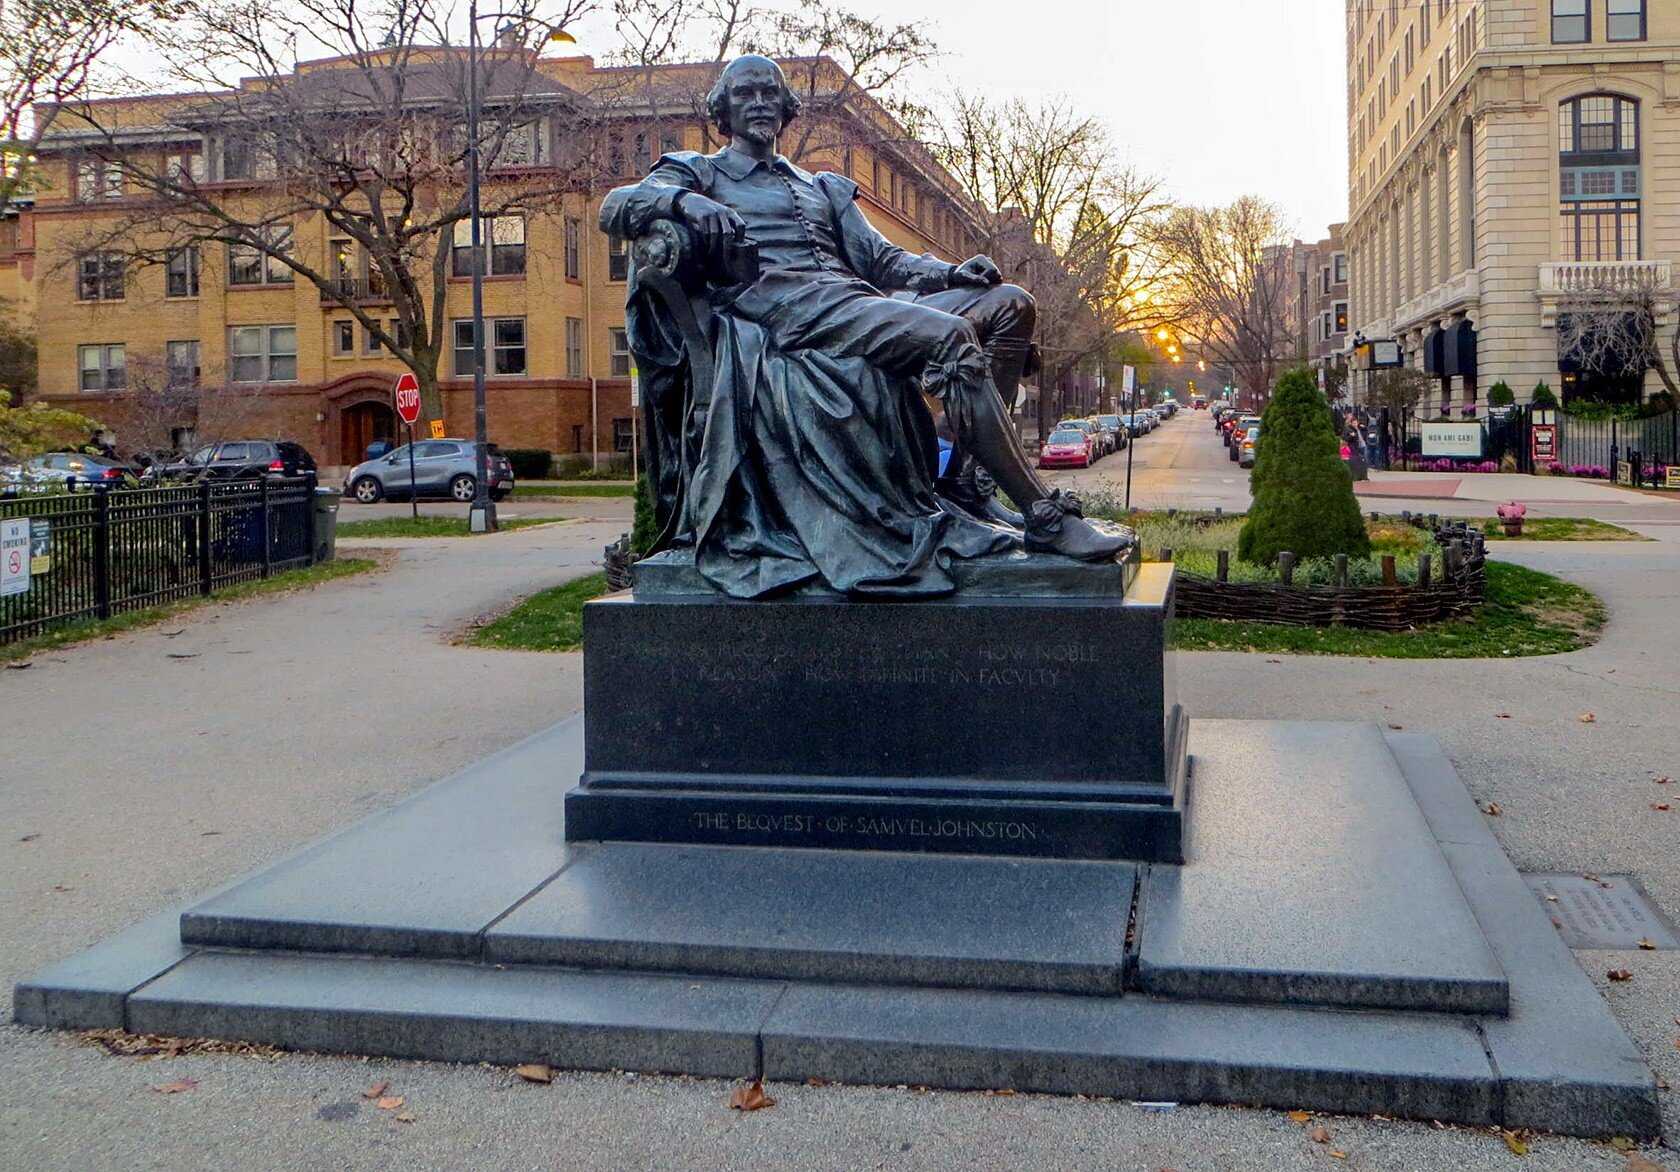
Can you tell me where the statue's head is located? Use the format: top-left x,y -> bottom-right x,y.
706,55 -> 800,147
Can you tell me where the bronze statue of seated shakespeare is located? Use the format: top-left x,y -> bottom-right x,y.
600,55 -> 1133,598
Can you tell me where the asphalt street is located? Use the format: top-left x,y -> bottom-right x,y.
3,421 -> 1679,1171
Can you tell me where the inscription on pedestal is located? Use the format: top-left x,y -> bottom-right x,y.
655,639 -> 1099,691
688,809 -> 1046,846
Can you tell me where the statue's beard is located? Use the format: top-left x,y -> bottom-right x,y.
735,118 -> 780,148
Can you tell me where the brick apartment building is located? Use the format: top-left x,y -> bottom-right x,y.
1293,226 -> 1350,376
1345,0 -> 1679,414
7,50 -> 981,473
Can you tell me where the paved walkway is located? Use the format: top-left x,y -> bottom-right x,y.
4,450 -> 1680,1169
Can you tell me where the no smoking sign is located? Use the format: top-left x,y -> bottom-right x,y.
1,517 -> 29,598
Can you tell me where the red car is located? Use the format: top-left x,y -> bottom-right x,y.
1038,428 -> 1092,469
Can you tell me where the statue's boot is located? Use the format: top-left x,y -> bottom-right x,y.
935,350 -> 1133,563
938,336 -> 1034,528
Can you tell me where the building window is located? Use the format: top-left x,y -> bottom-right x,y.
76,252 -> 124,301
1333,252 -> 1347,284
1333,301 -> 1349,333
1560,95 -> 1640,261
164,247 -> 199,298
165,151 -> 205,185
227,325 -> 297,383
227,227 -> 294,286
612,417 -> 633,452
609,327 -> 631,377
564,216 -> 581,279
1551,0 -> 1588,43
607,235 -> 628,282
73,160 -> 122,201
451,317 -> 527,376
1560,201 -> 1641,262
332,321 -> 355,355
220,135 -> 277,181
165,340 -> 200,388
565,316 -> 584,378
451,216 -> 526,277
1419,0 -> 1430,44
1607,0 -> 1646,41
77,344 -> 126,391
497,121 -> 543,167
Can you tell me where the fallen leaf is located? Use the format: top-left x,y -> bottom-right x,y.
514,1063 -> 552,1085
19,833 -> 39,842
200,829 -> 223,836
805,1077 -> 829,1087
1651,804 -> 1670,812
362,1081 -> 389,1099
1329,1153 -> 1348,1162
1266,658 -> 1281,664
1387,723 -> 1404,730
151,1078 -> 197,1094
375,1096 -> 404,1110
1544,895 -> 1560,902
1502,1130 -> 1529,1155
1482,802 -> 1502,816
1579,712 -> 1597,723
1607,968 -> 1634,982
1656,777 -> 1673,786
1638,938 -> 1657,950
1287,1109 -> 1312,1123
51,884 -> 72,893
1610,1136 -> 1635,1151
4,660 -> 31,670
1494,713 -> 1512,719
984,1088 -> 1016,1097
1656,1076 -> 1671,1090
1583,873 -> 1602,883
1309,1125 -> 1331,1144
166,652 -> 199,660
728,1080 -> 775,1112
393,1112 -> 415,1123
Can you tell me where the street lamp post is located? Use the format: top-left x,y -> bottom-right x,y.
461,9 -> 574,533
465,0 -> 497,534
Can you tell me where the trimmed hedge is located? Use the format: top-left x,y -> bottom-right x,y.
502,449 -> 554,480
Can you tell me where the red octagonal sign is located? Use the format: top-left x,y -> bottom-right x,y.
393,372 -> 422,426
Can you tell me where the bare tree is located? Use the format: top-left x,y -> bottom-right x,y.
54,0 -> 595,421
929,94 -> 1175,435
1149,196 -> 1296,410
0,0 -> 180,204
1554,271 -> 1679,402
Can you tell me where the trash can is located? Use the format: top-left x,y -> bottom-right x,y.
312,486 -> 341,563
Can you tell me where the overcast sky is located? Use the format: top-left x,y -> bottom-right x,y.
561,0 -> 1351,241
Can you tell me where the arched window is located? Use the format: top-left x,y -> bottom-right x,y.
1458,120 -> 1475,269
1436,147 -> 1452,282
1558,94 -> 1641,261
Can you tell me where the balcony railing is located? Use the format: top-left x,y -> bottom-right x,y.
1393,269 -> 1480,333
1538,260 -> 1674,327
319,276 -> 392,304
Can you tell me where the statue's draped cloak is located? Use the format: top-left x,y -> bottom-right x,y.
607,150 -> 1014,598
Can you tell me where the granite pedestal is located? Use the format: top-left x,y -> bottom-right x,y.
15,718 -> 1660,1138
566,553 -> 1187,862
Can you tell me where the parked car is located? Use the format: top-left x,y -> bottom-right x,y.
1238,425 -> 1260,468
149,440 -> 318,483
1038,427 -> 1093,469
345,439 -> 515,503
10,452 -> 139,488
1225,414 -> 1261,450
1055,419 -> 1104,461
1094,415 -> 1130,451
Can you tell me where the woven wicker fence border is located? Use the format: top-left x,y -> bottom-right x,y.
1171,522 -> 1487,632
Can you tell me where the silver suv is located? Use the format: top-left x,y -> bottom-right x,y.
344,440 -> 515,503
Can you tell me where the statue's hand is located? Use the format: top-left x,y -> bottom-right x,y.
677,193 -> 747,251
951,255 -> 1002,288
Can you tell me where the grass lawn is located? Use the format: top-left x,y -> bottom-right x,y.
1,557 -> 380,664
510,483 -> 634,499
1478,516 -> 1648,542
337,515 -> 558,538
465,571 -> 611,652
1168,560 -> 1604,658
1122,512 -> 1444,587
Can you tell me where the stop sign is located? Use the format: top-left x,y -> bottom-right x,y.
393,372 -> 422,426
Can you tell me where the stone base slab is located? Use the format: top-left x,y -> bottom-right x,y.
13,720 -> 1660,1140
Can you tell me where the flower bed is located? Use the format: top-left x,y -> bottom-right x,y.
1415,458 -> 1499,473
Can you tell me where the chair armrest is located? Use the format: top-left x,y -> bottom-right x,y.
631,219 -> 706,292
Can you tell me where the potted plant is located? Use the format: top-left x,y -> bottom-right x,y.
1496,501 -> 1527,537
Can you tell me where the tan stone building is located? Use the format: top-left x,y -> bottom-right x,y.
1345,0 -> 1677,413
13,51 -> 980,472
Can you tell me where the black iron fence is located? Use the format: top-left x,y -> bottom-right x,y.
1,478 -> 320,646
1391,406 -> 1678,481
